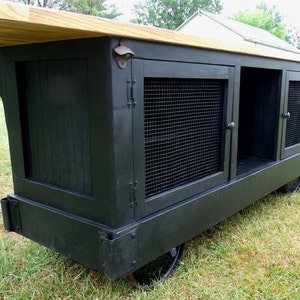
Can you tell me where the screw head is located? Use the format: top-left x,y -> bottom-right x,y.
170,247 -> 177,257
132,260 -> 137,267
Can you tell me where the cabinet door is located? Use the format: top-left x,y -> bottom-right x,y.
132,60 -> 234,219
282,71 -> 300,158
0,39 -> 115,224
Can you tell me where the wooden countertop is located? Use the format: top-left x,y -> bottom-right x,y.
1,1 -> 300,62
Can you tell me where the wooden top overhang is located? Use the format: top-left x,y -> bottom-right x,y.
1,1 -> 300,62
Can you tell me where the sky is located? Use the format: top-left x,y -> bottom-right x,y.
108,0 -> 300,28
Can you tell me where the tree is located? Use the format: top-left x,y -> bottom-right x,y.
9,0 -> 121,18
285,23 -> 300,49
16,0 -> 63,8
61,0 -> 121,18
131,0 -> 223,30
233,2 -> 286,41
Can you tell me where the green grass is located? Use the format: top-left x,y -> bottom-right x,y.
0,101 -> 300,299
0,100 -> 12,199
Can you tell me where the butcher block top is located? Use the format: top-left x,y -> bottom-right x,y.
1,1 -> 300,62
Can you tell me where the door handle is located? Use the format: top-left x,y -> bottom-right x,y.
227,122 -> 235,130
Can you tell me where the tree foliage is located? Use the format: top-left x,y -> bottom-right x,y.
286,24 -> 300,48
10,0 -> 121,18
17,0 -> 63,8
131,0 -> 223,30
62,0 -> 121,18
233,2 -> 286,41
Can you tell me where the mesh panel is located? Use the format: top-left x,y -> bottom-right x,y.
285,81 -> 300,148
144,78 -> 225,198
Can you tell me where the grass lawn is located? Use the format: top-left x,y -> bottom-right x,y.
0,100 -> 299,299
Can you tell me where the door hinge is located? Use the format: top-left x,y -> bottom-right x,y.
129,180 -> 138,208
127,78 -> 137,109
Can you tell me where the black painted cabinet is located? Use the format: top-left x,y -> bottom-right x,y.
1,36 -> 300,280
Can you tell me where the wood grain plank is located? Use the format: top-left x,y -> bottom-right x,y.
1,1 -> 300,62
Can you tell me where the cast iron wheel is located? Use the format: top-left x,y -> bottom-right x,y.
126,243 -> 185,288
278,177 -> 300,193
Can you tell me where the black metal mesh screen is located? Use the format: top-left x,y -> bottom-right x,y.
144,78 -> 225,198
285,81 -> 300,148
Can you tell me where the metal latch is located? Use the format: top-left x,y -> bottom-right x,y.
114,40 -> 135,69
1,197 -> 22,233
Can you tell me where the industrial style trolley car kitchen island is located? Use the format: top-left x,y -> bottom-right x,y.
1,2 -> 300,287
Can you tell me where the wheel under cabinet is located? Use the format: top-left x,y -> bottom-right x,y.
278,177 -> 300,193
126,244 -> 185,288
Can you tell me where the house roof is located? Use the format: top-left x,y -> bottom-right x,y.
177,10 -> 299,54
1,2 -> 300,62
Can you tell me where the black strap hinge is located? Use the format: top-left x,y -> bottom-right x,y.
129,180 -> 138,208
127,78 -> 137,109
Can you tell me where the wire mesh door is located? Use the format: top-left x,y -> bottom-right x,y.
132,60 -> 234,218
282,71 -> 300,158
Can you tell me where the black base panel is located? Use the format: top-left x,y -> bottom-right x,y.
2,153 -> 300,280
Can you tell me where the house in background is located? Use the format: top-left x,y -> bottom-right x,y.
177,10 -> 299,54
